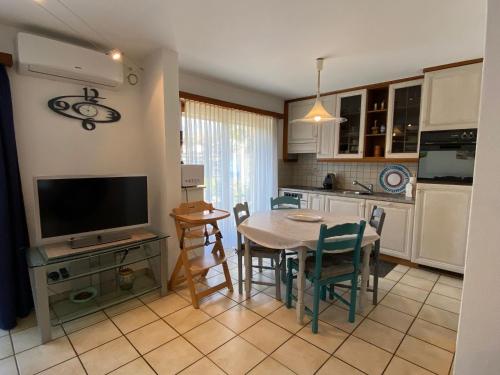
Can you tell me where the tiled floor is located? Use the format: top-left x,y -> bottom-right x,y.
0,254 -> 462,375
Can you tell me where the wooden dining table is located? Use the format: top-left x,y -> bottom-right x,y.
237,209 -> 380,323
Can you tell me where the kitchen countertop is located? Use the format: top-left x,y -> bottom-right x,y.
279,185 -> 415,204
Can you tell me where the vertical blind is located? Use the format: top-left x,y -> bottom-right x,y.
182,99 -> 278,247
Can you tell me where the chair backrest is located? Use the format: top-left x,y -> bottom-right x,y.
369,206 -> 386,235
314,221 -> 366,278
270,196 -> 301,210
233,202 -> 250,250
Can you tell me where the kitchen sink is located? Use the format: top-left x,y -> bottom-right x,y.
338,190 -> 373,196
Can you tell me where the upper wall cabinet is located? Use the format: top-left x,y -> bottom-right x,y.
334,89 -> 367,158
386,79 -> 423,158
420,63 -> 483,131
316,95 -> 337,159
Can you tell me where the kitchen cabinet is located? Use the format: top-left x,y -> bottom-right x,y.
365,200 -> 414,260
316,95 -> 337,159
307,193 -> 325,211
386,79 -> 423,158
325,195 -> 365,216
411,183 -> 472,273
334,89 -> 367,158
420,63 -> 482,131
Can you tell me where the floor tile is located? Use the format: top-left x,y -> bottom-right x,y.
10,313 -> 37,334
111,306 -> 158,334
319,305 -> 362,333
297,321 -> 348,353
406,268 -> 440,281
242,292 -> 283,316
208,336 -> 266,375
437,275 -> 463,288
240,319 -> 292,354
144,336 -> 203,375
0,335 -> 13,359
377,277 -> 397,291
334,336 -> 392,375
353,318 -> 404,353
199,293 -> 238,317
215,305 -> 261,333
38,357 -> 85,375
396,336 -> 453,375
272,336 -> 329,375
184,319 -> 235,354
317,357 -> 364,375
79,337 -> 139,375
138,290 -> 162,304
16,336 -> 75,375
147,293 -> 190,317
394,264 -> 410,273
0,356 -> 18,375
11,325 -> 65,354
104,298 -> 143,317
108,358 -> 155,375
368,305 -> 414,332
385,356 -> 433,375
426,293 -> 461,314
0,328 -> 8,338
380,293 -> 423,316
418,305 -> 459,331
62,311 -> 108,334
399,275 -> 435,291
163,305 -> 211,334
218,288 -> 259,303
267,305 -> 310,333
408,319 -> 457,352
126,319 -> 178,355
68,319 -> 121,354
248,357 -> 294,374
385,270 -> 405,282
179,357 -> 225,375
391,283 -> 430,302
432,283 -> 462,300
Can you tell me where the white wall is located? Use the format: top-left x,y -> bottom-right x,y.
455,1 -> 500,373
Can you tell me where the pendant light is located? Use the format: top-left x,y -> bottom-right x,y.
292,58 -> 346,124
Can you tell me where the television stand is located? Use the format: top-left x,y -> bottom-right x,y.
69,232 -> 132,249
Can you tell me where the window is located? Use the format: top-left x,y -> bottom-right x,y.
182,99 -> 278,247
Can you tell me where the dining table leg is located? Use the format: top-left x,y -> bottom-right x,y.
359,244 -> 373,310
244,237 -> 252,295
296,247 -> 307,323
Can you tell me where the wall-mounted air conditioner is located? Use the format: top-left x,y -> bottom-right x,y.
17,32 -> 123,88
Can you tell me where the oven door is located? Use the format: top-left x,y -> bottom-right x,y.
417,144 -> 476,184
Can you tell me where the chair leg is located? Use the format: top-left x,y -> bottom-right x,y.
237,250 -> 243,295
349,275 -> 358,323
286,258 -> 293,308
320,285 -> 327,301
280,250 -> 287,283
258,258 -> 263,273
329,284 -> 335,300
274,254 -> 281,301
312,282 -> 321,333
373,250 -> 379,305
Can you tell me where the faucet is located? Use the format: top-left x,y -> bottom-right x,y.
352,180 -> 374,194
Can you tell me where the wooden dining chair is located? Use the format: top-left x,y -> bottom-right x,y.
233,202 -> 283,299
286,221 -> 366,333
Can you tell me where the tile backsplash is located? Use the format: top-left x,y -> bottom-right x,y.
279,154 -> 417,193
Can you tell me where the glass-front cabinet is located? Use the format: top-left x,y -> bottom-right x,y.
334,89 -> 367,158
386,79 -> 423,158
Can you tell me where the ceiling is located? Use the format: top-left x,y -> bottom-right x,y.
0,0 -> 487,99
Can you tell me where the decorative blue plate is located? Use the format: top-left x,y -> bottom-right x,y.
379,164 -> 411,194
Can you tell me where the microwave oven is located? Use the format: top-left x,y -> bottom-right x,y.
181,164 -> 204,187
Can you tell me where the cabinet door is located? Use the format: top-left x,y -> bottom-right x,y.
365,200 -> 414,260
308,194 -> 325,211
386,79 -> 423,159
411,184 -> 472,273
325,196 -> 365,216
316,95 -> 337,159
334,90 -> 367,158
420,63 -> 482,131
288,99 -> 318,146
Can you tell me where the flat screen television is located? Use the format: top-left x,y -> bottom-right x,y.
36,176 -> 148,241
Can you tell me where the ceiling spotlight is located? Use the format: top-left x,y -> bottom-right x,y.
108,49 -> 122,61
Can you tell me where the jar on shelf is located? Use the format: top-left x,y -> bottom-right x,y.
118,268 -> 135,290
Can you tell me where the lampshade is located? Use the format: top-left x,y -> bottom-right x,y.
291,58 -> 346,124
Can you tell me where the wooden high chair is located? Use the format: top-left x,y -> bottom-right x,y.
168,201 -> 233,308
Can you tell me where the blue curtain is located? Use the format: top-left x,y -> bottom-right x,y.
0,64 -> 33,330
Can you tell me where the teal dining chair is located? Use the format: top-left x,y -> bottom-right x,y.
270,195 -> 301,282
286,221 -> 366,333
